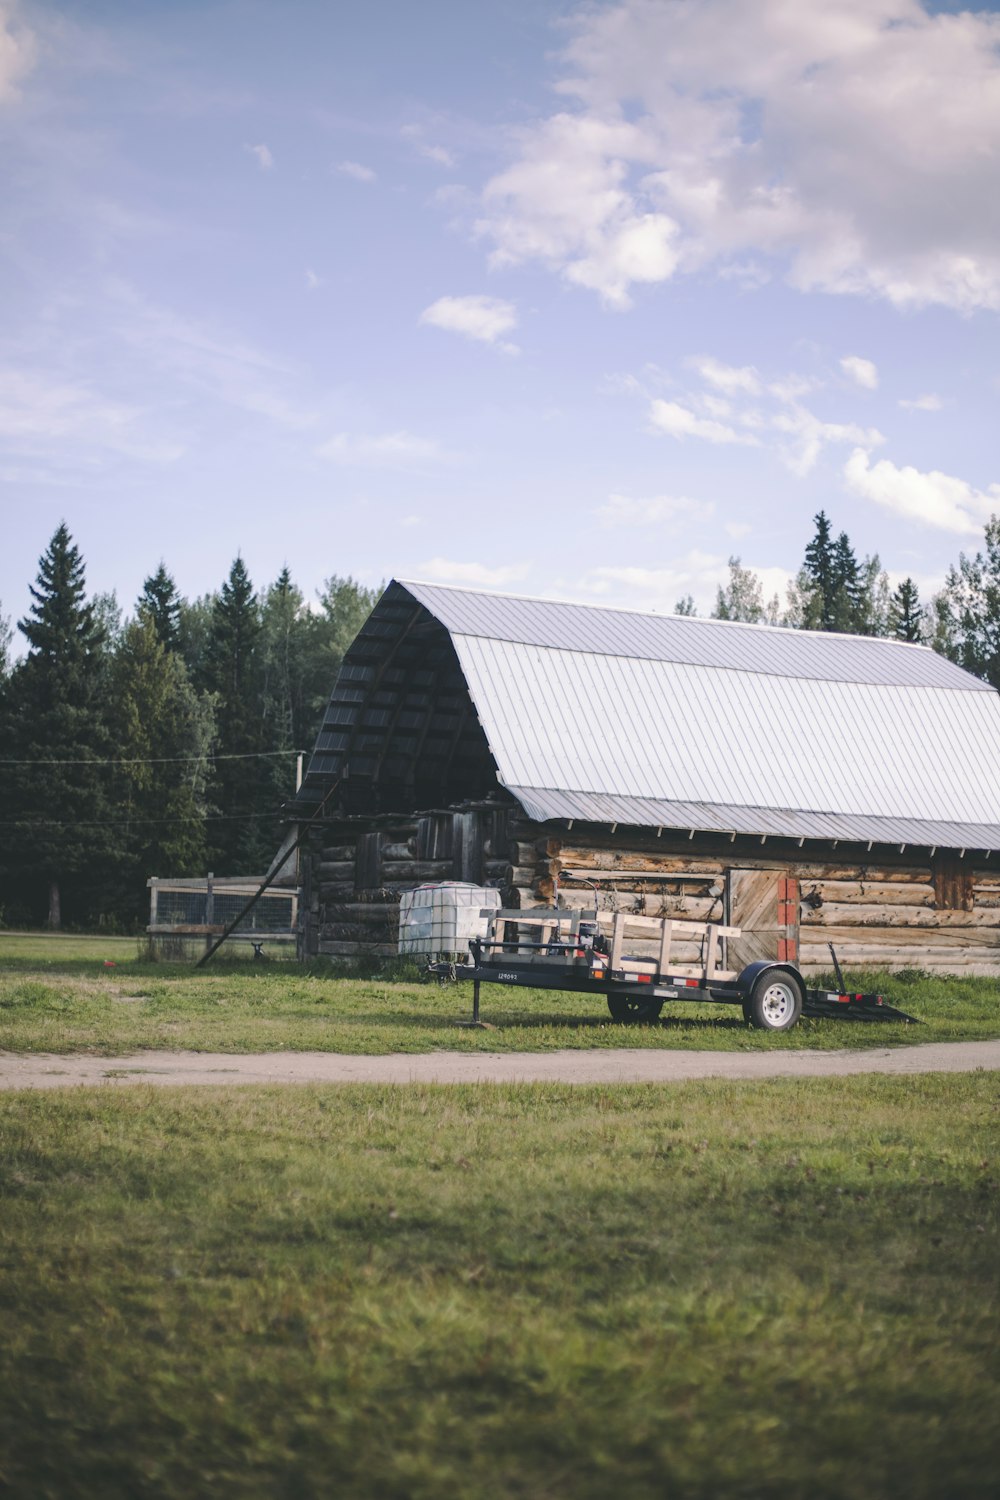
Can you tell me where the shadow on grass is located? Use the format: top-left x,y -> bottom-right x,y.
336,1005 -> 752,1034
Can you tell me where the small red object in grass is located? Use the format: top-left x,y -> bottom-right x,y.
103,960 -> 117,967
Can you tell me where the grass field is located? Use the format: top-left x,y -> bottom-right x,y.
1,929 -> 999,1053
1,1074 -> 997,1499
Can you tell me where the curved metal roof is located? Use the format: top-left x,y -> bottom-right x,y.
393,580 -> 1000,850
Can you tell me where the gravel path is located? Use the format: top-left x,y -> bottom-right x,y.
2,1039 -> 999,1089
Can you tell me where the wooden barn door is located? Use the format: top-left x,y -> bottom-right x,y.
727,869 -> 800,972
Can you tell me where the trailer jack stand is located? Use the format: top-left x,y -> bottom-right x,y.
455,977 -> 496,1030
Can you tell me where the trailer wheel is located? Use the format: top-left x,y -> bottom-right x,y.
747,970 -> 803,1031
607,994 -> 664,1024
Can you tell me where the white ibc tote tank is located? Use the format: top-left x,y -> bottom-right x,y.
397,882 -> 501,958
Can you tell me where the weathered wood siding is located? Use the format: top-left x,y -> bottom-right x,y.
301,814 -> 1000,973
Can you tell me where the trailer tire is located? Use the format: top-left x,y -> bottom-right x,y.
607,993 -> 664,1024
747,969 -> 803,1031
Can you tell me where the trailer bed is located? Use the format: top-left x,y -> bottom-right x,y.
430,907 -> 917,1029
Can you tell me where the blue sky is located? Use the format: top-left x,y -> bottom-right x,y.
2,0 -> 999,632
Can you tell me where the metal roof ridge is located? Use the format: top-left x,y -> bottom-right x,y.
451,631 -> 986,692
396,576 -> 939,654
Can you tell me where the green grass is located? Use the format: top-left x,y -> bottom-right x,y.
0,942 -> 999,1053
0,1075 -> 997,1498
0,931 -> 140,962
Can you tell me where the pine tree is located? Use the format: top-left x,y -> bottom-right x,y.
802,511 -> 837,629
202,557 -> 267,872
888,578 -> 923,643
106,618 -> 214,922
0,525 -> 114,927
261,566 -> 304,753
830,531 -> 861,631
138,563 -> 182,652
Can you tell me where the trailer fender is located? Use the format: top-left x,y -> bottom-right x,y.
734,959 -> 803,996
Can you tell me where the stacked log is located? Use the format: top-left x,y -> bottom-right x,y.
304,820 -> 1000,972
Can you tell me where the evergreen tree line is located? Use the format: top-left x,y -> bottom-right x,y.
691,509 -> 1000,689
0,524 -> 378,930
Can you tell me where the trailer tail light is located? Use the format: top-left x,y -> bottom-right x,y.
593,969 -> 605,979
635,974 -> 652,984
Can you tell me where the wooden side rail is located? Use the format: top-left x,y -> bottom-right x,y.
477,906 -> 743,983
608,911 -> 741,982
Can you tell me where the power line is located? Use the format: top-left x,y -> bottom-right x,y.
0,810 -> 287,830
0,750 -> 310,767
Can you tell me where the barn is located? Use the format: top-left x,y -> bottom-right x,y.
289,579 -> 1000,974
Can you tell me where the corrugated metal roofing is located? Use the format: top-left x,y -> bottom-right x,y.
401,579 -> 987,691
394,580 -> 1000,850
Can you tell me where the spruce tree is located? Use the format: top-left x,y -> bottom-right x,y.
107,617 -> 214,921
0,525 -> 114,927
888,578 -> 923,643
138,563 -> 182,652
203,557 -> 267,871
802,511 -> 837,629
830,531 -> 861,631
261,566 -> 304,752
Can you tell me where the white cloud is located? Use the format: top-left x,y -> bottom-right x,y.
110,287 -> 317,430
420,143 -> 455,168
419,294 -> 518,350
690,357 -> 761,396
317,430 -> 452,469
0,367 -> 183,465
477,0 -> 1000,313
247,143 -> 273,171
772,405 -> 884,477
305,268 -> 323,291
899,393 -> 943,411
595,492 -> 715,527
479,113 -> 678,307
627,349 -> 886,473
844,448 -> 1000,534
417,558 -> 530,587
840,355 -> 879,390
0,1 -> 34,102
338,160 -> 376,182
649,398 -> 760,446
402,123 -> 456,169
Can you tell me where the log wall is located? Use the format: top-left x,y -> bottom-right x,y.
301,813 -> 1000,973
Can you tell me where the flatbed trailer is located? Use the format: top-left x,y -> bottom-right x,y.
430,907 -> 917,1030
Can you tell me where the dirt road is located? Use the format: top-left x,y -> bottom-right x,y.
2,1039 -> 999,1089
